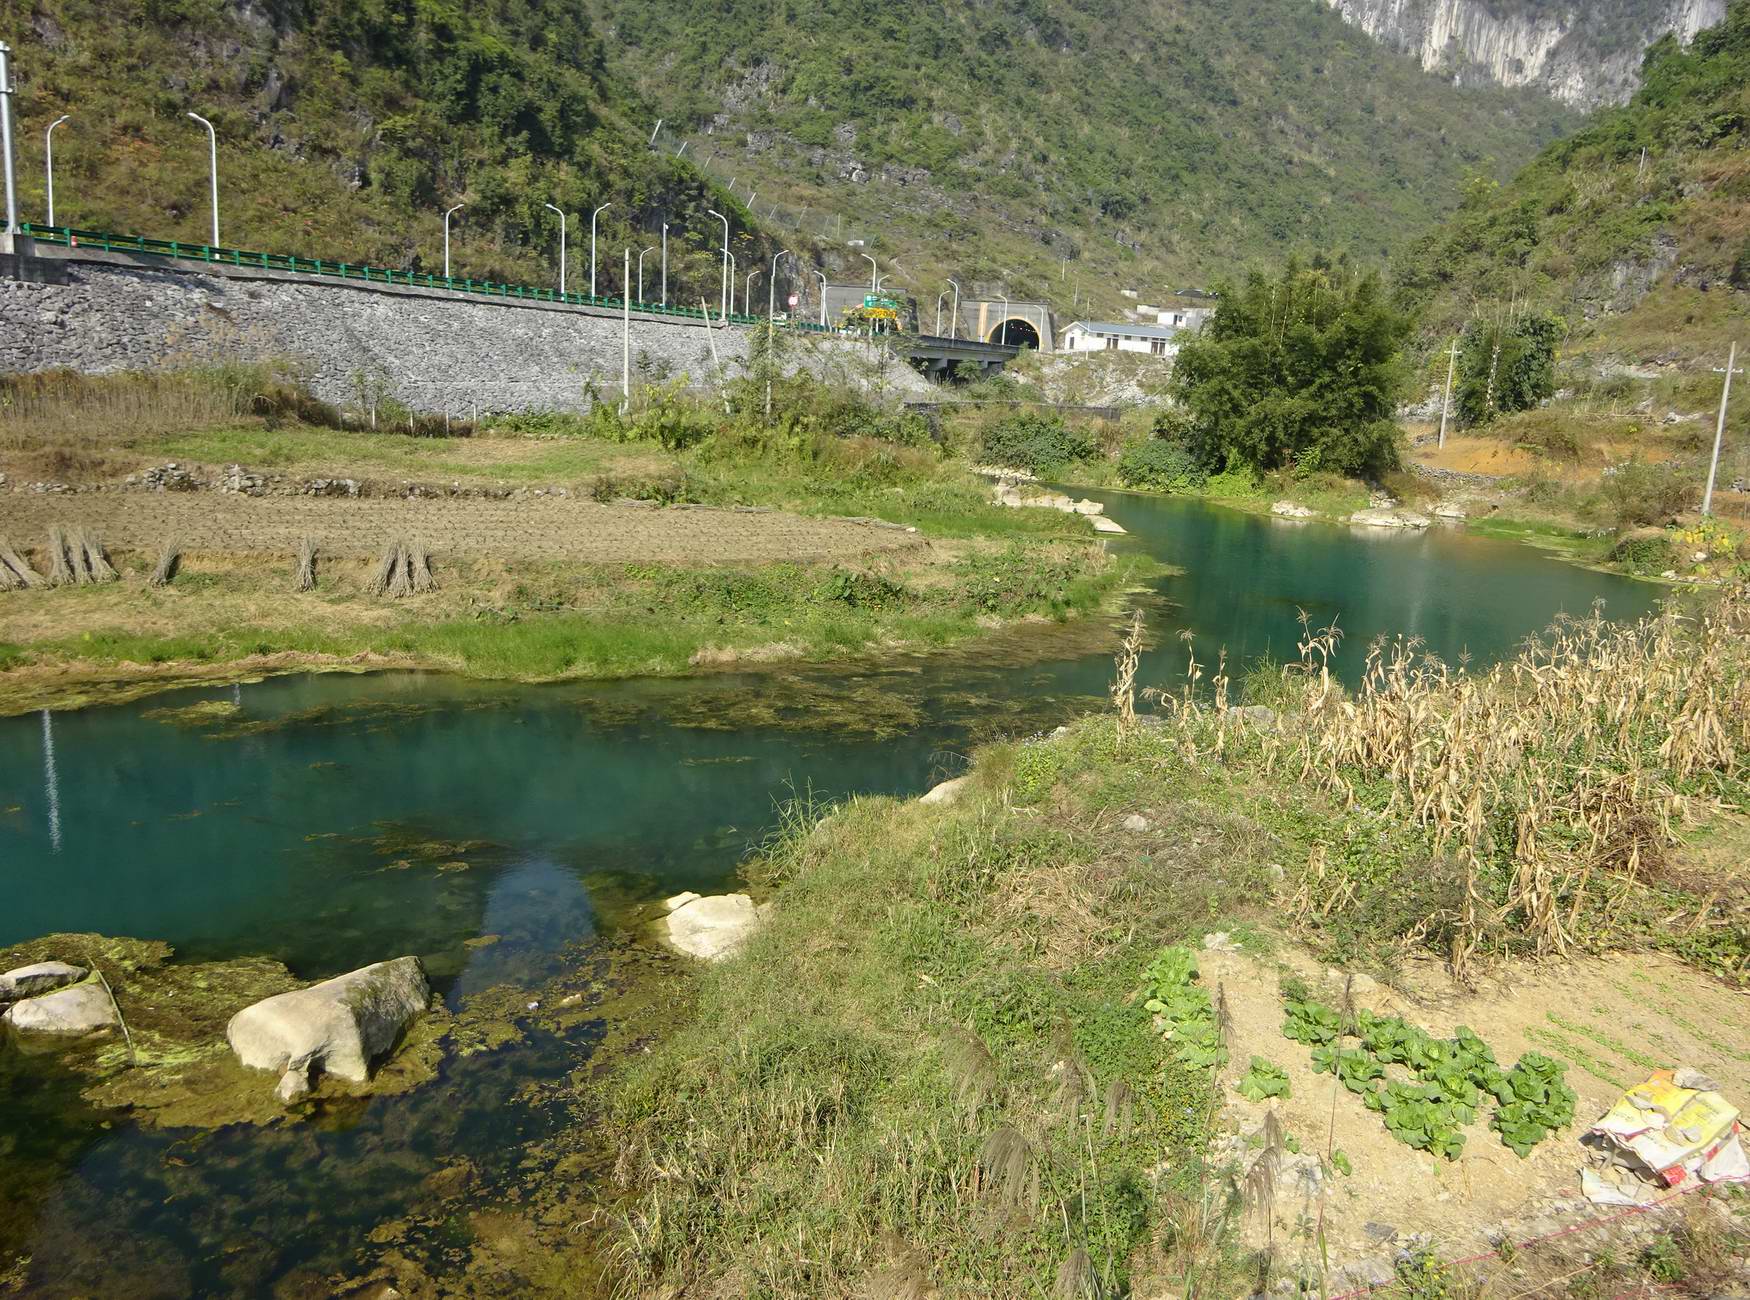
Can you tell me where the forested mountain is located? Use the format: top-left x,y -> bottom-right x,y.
591,0 -> 1578,308
1,0 -> 1585,314
1395,0 -> 1750,366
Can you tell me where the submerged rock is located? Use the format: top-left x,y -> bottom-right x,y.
662,894 -> 761,962
228,956 -> 431,1097
2,982 -> 118,1035
0,960 -> 88,1003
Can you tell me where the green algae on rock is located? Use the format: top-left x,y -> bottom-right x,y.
0,933 -> 450,1129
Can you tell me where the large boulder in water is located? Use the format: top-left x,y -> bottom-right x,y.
0,961 -> 88,1003
227,957 -> 431,1099
2,981 -> 119,1035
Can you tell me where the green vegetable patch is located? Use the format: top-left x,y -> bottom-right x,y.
1140,945 -> 1229,1071
1281,982 -> 1577,1161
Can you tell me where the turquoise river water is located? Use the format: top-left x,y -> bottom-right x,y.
0,491 -> 1657,1295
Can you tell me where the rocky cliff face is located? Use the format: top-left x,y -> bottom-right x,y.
1321,0 -> 1726,107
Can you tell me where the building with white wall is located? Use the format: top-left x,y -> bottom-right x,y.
1060,321 -> 1185,357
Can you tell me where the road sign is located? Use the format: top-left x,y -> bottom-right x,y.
787,294 -> 798,307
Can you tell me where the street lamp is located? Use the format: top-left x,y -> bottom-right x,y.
812,269 -> 827,326
946,278 -> 961,340
44,114 -> 69,227
706,208 -> 730,320
935,291 -> 946,336
660,222 -> 669,306
186,111 -> 219,246
997,294 -> 1009,344
637,244 -> 656,303
768,249 -> 788,320
727,250 -> 736,316
442,202 -> 463,279
745,268 -> 761,316
859,252 -> 877,290
542,202 -> 567,295
590,202 -> 612,297
0,42 -> 20,237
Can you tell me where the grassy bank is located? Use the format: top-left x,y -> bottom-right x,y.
604,590 -> 1750,1297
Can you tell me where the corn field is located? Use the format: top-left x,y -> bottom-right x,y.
1258,587 -> 1750,976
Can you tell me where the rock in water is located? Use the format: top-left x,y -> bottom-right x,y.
663,894 -> 761,962
226,957 -> 430,1095
0,961 -> 88,1003
2,982 -> 119,1035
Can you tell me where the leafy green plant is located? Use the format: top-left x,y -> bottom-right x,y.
1116,438 -> 1207,493
1140,946 -> 1228,1071
1490,1052 -> 1578,1157
1330,1149 -> 1353,1176
1237,1056 -> 1291,1101
1310,1044 -> 1385,1095
1368,1079 -> 1468,1160
1281,992 -> 1342,1045
980,412 -> 1096,476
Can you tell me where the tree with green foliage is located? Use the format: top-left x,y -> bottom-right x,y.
1169,260 -> 1410,478
1455,309 -> 1565,427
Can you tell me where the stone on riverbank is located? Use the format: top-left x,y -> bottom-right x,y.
919,775 -> 970,806
1271,501 -> 1316,519
1432,501 -> 1468,520
1,981 -> 119,1035
0,960 -> 88,1003
663,894 -> 761,962
1349,508 -> 1431,530
227,956 -> 431,1098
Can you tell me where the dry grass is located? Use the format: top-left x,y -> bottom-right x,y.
1192,589 -> 1750,979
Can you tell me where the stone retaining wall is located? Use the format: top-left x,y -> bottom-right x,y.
1,251 -> 930,413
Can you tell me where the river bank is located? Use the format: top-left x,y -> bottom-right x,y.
607,589 -> 1750,1297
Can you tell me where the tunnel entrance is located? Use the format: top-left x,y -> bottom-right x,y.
989,317 -> 1040,349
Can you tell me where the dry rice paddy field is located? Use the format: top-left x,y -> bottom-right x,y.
0,491 -> 928,566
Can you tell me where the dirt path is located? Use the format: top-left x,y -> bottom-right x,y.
0,492 -> 926,566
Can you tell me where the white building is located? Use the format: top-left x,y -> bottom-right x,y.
1060,320 -> 1185,357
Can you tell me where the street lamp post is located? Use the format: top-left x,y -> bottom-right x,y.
590,202 -> 612,297
637,245 -> 656,304
542,202 -> 567,295
706,209 -> 730,320
935,292 -> 946,336
0,42 -> 19,238
766,249 -> 789,420
946,278 -> 961,340
859,252 -> 876,290
44,114 -> 69,228
745,268 -> 761,317
996,295 -> 1009,345
727,250 -> 736,316
812,269 -> 827,326
186,111 -> 219,246
443,203 -> 463,280
660,222 -> 669,306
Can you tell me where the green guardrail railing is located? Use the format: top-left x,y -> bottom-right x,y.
17,223 -> 855,334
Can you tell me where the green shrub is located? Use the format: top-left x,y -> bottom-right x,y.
1608,530 -> 1678,574
1117,438 -> 1207,492
1600,460 -> 1695,530
980,411 -> 1095,475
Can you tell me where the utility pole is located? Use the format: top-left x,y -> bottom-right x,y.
590,202 -> 612,297
812,269 -> 827,326
187,111 -> 219,246
946,278 -> 960,340
44,114 -> 69,227
1437,337 -> 1459,450
660,222 -> 669,306
542,203 -> 567,295
443,203 -> 463,279
0,42 -> 18,238
1703,342 -> 1741,516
